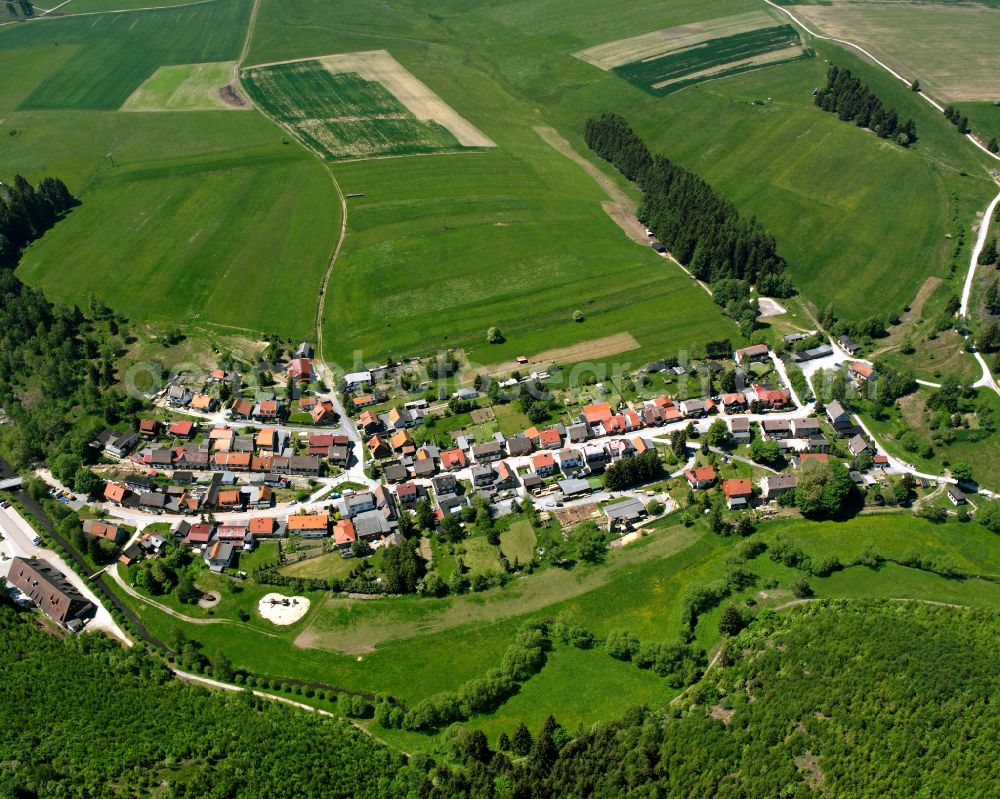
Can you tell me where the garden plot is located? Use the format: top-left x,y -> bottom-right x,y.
242,50 -> 494,161
575,10 -> 810,96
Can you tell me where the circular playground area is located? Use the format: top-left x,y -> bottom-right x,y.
258,593 -> 310,625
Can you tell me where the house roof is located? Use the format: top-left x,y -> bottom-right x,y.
249,517 -> 275,535
287,513 -> 329,531
850,361 -> 875,378
532,452 -> 555,469
333,519 -> 357,546
168,421 -> 194,436
735,344 -> 770,359
190,394 -> 213,410
537,428 -> 562,447
231,399 -> 253,416
582,402 -> 613,424
723,478 -> 753,497
390,430 -> 414,450
185,523 -> 213,543
104,482 -> 127,502
359,410 -> 380,427
685,466 -> 716,483
256,428 -> 276,447
441,449 -> 466,469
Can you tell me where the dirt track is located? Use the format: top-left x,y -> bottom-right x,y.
471,332 -> 642,381
534,125 -> 648,244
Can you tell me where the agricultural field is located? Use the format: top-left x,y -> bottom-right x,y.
576,10 -> 811,96
13,111 -> 339,340
122,61 -> 244,112
784,1 -> 1000,102
242,0 -> 996,363
3,0 -> 252,109
242,51 -> 492,162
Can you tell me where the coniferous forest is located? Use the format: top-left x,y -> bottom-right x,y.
584,113 -> 795,297
4,600 -> 999,798
0,176 -> 145,469
814,66 -> 918,146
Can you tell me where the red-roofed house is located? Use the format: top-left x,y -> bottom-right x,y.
395,481 -> 418,507
358,411 -> 381,433
723,478 -> 754,509
849,361 -> 875,387
752,385 -> 790,410
288,358 -> 312,383
230,399 -> 254,419
332,519 -> 357,550
720,393 -> 747,414
582,402 -> 613,425
684,466 -> 716,489
138,419 -> 160,438
537,428 -> 562,449
104,482 -> 127,504
249,517 -> 276,538
366,434 -> 390,459
734,344 -> 770,365
184,523 -> 213,545
311,400 -> 336,425
168,420 -> 195,439
604,415 -> 625,435
532,451 -> 557,476
441,449 -> 467,470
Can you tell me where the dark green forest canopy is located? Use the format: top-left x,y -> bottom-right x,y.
4,600 -> 999,797
584,113 -> 794,298
0,607 -> 415,798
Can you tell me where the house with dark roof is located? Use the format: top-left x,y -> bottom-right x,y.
8,557 -> 94,628
838,336 -> 861,356
759,474 -> 797,501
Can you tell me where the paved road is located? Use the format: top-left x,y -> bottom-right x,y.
0,505 -> 130,644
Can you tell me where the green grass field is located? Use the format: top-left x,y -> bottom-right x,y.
4,0 -> 251,109
243,0 -> 994,369
242,61 -> 465,161
613,24 -> 809,96
15,113 -> 338,340
122,61 -> 241,112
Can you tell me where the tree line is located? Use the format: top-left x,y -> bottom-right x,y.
584,113 -> 795,297
815,65 -> 917,146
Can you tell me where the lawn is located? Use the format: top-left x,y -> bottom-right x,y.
106,507 -> 1000,759
500,520 -> 536,564
4,0 -> 252,110
468,645 -> 672,746
323,150 -> 738,369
